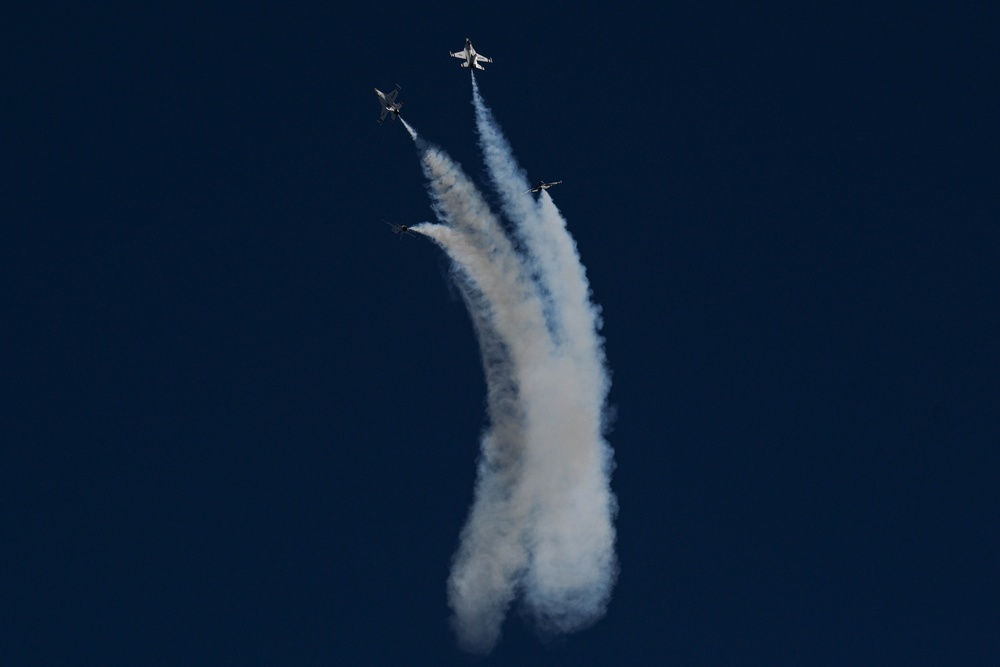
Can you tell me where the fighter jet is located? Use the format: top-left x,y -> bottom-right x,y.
450,38 -> 493,70
373,85 -> 403,125
526,180 -> 563,194
384,221 -> 417,239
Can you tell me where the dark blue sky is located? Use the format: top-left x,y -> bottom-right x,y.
4,2 -> 998,664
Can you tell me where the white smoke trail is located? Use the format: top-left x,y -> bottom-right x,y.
415,222 -> 533,653
401,118 -> 418,141
471,72 -> 617,636
411,149 -> 555,653
404,85 -> 617,651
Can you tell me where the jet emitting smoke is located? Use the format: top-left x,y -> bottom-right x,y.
405,74 -> 617,653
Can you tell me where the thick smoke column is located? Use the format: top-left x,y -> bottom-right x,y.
404,77 -> 617,653
469,75 -> 617,637
414,148 -> 550,654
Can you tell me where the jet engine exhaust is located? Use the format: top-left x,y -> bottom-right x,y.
401,118 -> 418,141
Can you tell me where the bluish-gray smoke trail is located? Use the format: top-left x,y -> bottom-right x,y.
413,147 -> 551,654
402,81 -> 617,652
470,74 -> 617,637
401,118 -> 418,141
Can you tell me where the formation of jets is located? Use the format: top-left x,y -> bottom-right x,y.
526,180 -> 563,194
373,39 -> 493,125
377,39 -> 561,239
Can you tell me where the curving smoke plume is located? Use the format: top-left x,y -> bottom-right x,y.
399,74 -> 617,653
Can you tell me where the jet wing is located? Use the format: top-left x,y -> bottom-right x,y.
450,50 -> 466,59
384,88 -> 398,104
475,54 -> 492,63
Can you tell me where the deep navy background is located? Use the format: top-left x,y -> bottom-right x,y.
4,2 -> 998,664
